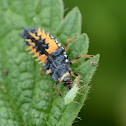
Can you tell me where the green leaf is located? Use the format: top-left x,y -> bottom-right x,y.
67,33 -> 89,70
0,0 -> 100,126
0,54 -> 3,83
0,85 -> 23,125
33,0 -> 63,34
56,7 -> 81,45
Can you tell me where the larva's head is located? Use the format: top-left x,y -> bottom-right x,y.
20,27 -> 37,41
59,72 -> 73,90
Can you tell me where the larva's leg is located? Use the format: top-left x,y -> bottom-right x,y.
71,54 -> 94,64
65,37 -> 76,52
70,73 -> 81,87
53,82 -> 62,96
40,66 -> 44,75
46,69 -> 52,75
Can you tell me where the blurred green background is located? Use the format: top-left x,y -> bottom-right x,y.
64,0 -> 126,126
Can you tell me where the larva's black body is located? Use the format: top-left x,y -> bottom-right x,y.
44,46 -> 74,90
21,27 -> 74,92
45,47 -> 72,82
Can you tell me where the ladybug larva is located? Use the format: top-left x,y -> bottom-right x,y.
20,27 -> 93,96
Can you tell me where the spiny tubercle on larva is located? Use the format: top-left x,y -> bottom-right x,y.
24,27 -> 60,64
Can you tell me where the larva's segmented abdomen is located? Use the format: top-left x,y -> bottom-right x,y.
21,27 -> 59,63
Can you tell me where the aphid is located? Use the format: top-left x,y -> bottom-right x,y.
20,27 -> 93,96
64,76 -> 80,105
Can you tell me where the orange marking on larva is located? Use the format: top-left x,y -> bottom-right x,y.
29,48 -> 36,54
35,55 -> 47,63
33,52 -> 40,58
37,27 -> 42,36
45,35 -> 51,43
47,45 -> 58,54
31,48 -> 36,53
46,39 -> 58,54
38,56 -> 42,61
29,32 -> 36,38
25,39 -> 32,43
34,36 -> 39,40
41,54 -> 47,63
30,42 -> 36,47
29,32 -> 39,40
51,39 -> 58,47
47,39 -> 55,46
41,31 -> 47,39
28,46 -> 33,50
32,49 -> 47,63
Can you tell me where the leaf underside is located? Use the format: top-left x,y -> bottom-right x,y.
0,0 -> 100,126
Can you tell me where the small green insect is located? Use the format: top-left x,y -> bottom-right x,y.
64,76 -> 80,105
